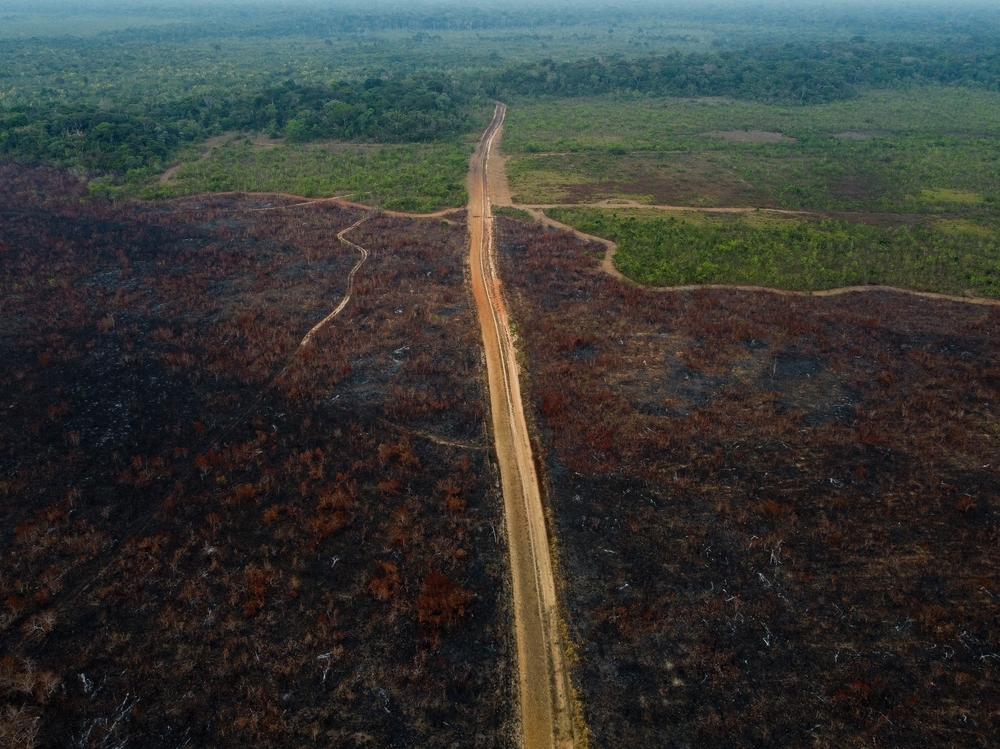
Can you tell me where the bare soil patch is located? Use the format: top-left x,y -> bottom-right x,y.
486,123 -> 514,207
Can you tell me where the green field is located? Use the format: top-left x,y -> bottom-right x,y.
506,88 -> 1000,215
133,137 -> 475,212
548,207 -> 1000,297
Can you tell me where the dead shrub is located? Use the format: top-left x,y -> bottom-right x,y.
0,706 -> 39,749
417,572 -> 473,630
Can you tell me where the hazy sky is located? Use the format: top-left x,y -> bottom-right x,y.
4,0 -> 997,7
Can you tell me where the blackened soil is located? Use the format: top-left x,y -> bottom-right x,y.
499,216 -> 1000,749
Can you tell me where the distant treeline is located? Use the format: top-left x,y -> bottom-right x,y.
10,2 -> 999,44
2,37 -> 1000,179
0,76 -> 472,175
489,39 -> 1000,104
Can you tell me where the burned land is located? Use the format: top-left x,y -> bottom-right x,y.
497,216 -> 1000,748
0,165 -> 515,748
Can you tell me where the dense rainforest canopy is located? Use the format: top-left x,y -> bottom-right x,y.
2,34 -> 999,179
0,76 -> 471,175
491,38 -> 1000,103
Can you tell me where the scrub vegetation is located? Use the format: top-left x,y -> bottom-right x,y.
147,137 -> 474,212
504,88 -> 1000,214
549,208 -> 1000,297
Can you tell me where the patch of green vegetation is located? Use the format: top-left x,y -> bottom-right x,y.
0,77 -> 478,177
919,188 -> 985,206
549,208 -> 1000,298
503,88 -> 1000,153
138,138 -> 473,212
935,219 -> 994,238
493,206 -> 532,221
505,89 -> 1000,215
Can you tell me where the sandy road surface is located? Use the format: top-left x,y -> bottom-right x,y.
470,105 -> 582,749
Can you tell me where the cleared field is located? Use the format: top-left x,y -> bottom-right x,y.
142,137 -> 475,212
497,216 -> 1000,748
504,88 -> 1000,214
549,208 -> 1000,298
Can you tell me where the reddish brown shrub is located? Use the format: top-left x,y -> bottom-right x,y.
417,572 -> 473,629
368,562 -> 402,602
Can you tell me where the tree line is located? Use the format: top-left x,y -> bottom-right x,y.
0,75 -> 472,176
489,37 -> 1000,104
2,36 -> 999,180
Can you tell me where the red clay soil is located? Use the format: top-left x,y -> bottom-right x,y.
496,215 -> 1000,748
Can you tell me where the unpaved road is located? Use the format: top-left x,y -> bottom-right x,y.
470,104 -> 582,749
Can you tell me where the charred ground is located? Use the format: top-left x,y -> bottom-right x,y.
0,165 -> 515,748
497,216 -> 999,748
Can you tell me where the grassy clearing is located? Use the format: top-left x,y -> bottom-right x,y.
139,137 -> 475,212
504,88 -> 1000,152
505,88 -> 1000,214
549,207 -> 1000,297
920,188 -> 985,206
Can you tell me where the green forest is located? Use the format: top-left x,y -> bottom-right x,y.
3,7 -> 1000,191
0,76 -> 473,176
492,38 -> 1000,103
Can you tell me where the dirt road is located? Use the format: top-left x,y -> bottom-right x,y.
469,105 -> 582,749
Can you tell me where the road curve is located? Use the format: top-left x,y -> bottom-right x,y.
469,104 -> 582,748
